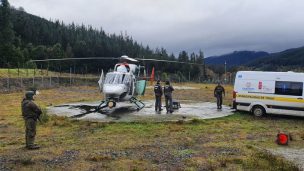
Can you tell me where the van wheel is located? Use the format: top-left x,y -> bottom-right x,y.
252,106 -> 265,117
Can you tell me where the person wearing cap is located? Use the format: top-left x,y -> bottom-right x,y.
164,81 -> 174,114
21,91 -> 42,150
214,82 -> 225,109
154,80 -> 163,112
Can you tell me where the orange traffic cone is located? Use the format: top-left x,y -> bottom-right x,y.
276,133 -> 289,145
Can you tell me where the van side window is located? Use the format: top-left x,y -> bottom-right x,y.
275,81 -> 303,96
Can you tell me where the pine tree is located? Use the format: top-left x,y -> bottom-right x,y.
198,50 -> 207,80
0,0 -> 16,67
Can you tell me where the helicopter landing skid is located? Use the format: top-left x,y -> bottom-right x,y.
130,97 -> 145,111
95,100 -> 109,112
70,100 -> 109,118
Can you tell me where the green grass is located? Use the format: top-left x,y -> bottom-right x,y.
0,68 -> 54,78
0,85 -> 303,170
0,68 -> 99,78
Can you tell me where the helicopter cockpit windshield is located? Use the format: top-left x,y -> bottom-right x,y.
104,73 -> 132,85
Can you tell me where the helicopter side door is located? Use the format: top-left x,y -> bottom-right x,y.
129,77 -> 135,95
136,80 -> 146,96
98,70 -> 104,92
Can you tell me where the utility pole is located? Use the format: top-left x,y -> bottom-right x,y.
224,61 -> 227,84
69,67 -> 72,86
7,66 -> 10,91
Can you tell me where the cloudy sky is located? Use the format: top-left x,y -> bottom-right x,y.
9,0 -> 304,56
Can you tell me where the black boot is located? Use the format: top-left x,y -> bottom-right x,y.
26,144 -> 40,150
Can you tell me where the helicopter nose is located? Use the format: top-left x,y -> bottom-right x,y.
103,84 -> 127,96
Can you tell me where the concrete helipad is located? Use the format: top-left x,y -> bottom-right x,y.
47,100 -> 234,122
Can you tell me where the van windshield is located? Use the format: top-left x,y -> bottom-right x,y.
104,73 -> 131,85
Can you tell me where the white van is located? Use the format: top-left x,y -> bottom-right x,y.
233,71 -> 304,117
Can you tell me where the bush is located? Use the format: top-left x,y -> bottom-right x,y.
39,108 -> 49,124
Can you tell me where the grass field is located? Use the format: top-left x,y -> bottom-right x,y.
0,83 -> 303,170
0,68 -> 98,78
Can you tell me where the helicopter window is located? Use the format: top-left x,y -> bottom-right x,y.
116,64 -> 130,73
104,73 -> 115,84
104,73 -> 132,85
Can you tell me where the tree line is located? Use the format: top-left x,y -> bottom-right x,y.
0,0 -> 207,80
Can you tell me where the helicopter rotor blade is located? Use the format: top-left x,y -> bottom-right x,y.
29,57 -> 119,62
121,55 -> 139,62
29,56 -> 203,66
135,58 -> 204,66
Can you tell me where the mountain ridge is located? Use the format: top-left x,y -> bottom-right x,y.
247,46 -> 304,71
205,51 -> 270,67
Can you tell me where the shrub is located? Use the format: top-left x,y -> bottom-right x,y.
39,108 -> 49,124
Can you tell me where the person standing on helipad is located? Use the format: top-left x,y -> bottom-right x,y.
214,82 -> 225,109
164,81 -> 174,114
21,91 -> 42,150
154,80 -> 163,112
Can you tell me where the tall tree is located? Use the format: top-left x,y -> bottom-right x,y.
0,0 -> 16,67
198,50 -> 207,80
0,0 -> 14,43
178,51 -> 191,79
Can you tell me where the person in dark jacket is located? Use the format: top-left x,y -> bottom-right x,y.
164,81 -> 174,113
21,91 -> 42,149
214,83 -> 225,109
154,80 -> 163,112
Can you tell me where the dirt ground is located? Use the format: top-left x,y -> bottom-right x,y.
1,83 -> 303,170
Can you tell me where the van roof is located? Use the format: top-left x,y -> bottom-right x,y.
236,71 -> 304,81
237,71 -> 304,76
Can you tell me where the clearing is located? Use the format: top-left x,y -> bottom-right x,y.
0,83 -> 303,170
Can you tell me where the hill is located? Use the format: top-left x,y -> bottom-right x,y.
2,7 -> 154,71
0,0 -> 206,80
205,51 -> 269,67
248,46 -> 304,71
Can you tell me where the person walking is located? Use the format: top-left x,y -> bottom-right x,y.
214,83 -> 225,109
21,91 -> 42,150
164,81 -> 174,114
154,80 -> 163,112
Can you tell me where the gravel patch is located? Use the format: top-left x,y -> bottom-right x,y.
269,148 -> 304,170
42,150 -> 79,166
0,156 -> 12,171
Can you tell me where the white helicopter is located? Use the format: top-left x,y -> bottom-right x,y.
30,55 -> 203,117
97,55 -> 148,111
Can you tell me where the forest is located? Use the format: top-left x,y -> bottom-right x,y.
0,0 -> 206,81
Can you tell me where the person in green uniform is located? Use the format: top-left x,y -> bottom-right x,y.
154,80 -> 163,112
214,83 -> 225,109
21,91 -> 42,150
164,81 -> 174,114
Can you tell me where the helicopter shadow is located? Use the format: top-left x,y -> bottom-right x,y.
67,104 -> 137,120
105,107 -> 138,120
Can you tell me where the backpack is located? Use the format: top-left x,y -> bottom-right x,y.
164,85 -> 172,96
154,84 -> 161,95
